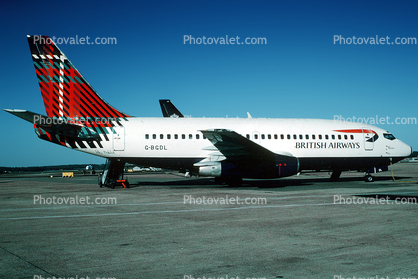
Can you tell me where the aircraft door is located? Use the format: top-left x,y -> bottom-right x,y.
362,128 -> 374,151
113,126 -> 125,151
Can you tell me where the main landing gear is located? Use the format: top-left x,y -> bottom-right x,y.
98,159 -> 129,189
329,170 -> 374,182
330,170 -> 342,182
364,174 -> 374,182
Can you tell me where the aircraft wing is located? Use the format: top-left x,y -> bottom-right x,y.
200,129 -> 288,161
198,129 -> 299,178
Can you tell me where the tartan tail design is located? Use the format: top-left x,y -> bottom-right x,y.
27,35 -> 130,122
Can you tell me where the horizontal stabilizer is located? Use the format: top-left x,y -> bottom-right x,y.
4,109 -> 99,140
4,109 -> 40,123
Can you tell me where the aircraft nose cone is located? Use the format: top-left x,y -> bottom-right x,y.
404,144 -> 413,157
397,140 -> 412,158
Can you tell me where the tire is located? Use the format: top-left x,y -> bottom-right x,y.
365,175 -> 374,182
98,174 -> 103,187
330,170 -> 342,182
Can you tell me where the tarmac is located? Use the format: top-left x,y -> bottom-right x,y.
1,163 -> 418,279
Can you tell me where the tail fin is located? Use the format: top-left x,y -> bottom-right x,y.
27,35 -> 129,119
159,99 -> 184,118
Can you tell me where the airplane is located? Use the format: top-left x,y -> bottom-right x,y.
4,35 -> 412,187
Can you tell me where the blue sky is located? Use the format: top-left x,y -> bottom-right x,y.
1,0 -> 417,167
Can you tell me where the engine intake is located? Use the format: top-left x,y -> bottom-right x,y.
198,163 -> 222,177
274,155 -> 299,178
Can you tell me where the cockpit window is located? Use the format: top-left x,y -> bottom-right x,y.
384,133 -> 396,140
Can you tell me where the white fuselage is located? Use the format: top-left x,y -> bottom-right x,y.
75,117 -> 412,172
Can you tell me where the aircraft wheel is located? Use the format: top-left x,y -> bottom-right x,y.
330,170 -> 342,182
98,174 -> 103,187
365,175 -> 374,182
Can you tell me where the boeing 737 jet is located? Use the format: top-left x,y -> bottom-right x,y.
4,35 -> 412,187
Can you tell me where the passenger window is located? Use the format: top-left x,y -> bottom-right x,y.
274,134 -> 278,140
145,134 -> 149,139
350,135 -> 354,140
246,134 -> 250,139
174,134 -> 178,139
196,134 -> 200,139
299,135 -> 303,140
268,134 -> 271,139
305,134 -> 309,140
261,134 -> 265,139
152,134 -> 156,139
189,134 -> 193,139
293,135 -> 297,140
332,135 -> 335,140
281,134 -> 284,140
318,135 -> 322,140
254,134 -> 258,140
344,135 -> 348,140
182,134 -> 186,139
160,134 -> 164,139
312,135 -> 316,140
325,135 -> 329,140
338,135 -> 341,140
167,134 -> 171,140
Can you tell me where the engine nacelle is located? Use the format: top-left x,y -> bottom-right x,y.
198,162 -> 222,177
274,155 -> 299,178
198,155 -> 299,179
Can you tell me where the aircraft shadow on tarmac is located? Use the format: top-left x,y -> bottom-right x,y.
120,174 -> 414,191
